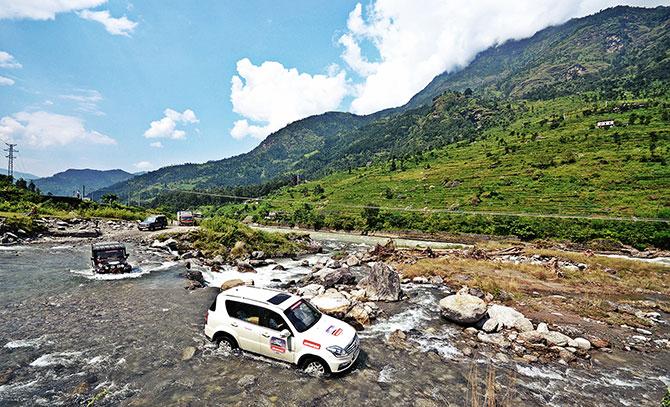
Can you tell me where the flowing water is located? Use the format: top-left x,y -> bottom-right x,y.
0,241 -> 668,406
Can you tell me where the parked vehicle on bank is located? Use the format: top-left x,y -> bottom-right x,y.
138,214 -> 168,231
204,286 -> 360,376
91,242 -> 132,274
177,211 -> 195,226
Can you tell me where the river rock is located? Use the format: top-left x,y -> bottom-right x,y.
251,250 -> 265,260
357,262 -> 401,302
439,293 -> 487,325
297,284 -> 325,299
181,346 -> 196,361
273,264 -> 287,271
325,259 -> 341,269
536,322 -> 549,334
221,279 -> 246,290
482,318 -> 501,333
387,330 -> 408,348
573,337 -> 591,350
543,331 -> 571,347
345,255 -> 361,267
236,261 -> 256,273
345,303 -> 371,328
310,289 -> 351,315
322,267 -> 356,288
487,304 -> 533,332
477,332 -> 510,348
429,275 -> 444,285
237,374 -> 256,388
152,238 -> 178,250
518,331 -> 545,344
412,276 -> 429,284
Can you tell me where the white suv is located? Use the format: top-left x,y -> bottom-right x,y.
204,286 -> 360,376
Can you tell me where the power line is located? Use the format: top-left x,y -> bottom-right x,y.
4,142 -> 17,179
162,187 -> 670,224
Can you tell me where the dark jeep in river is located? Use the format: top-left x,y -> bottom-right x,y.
91,242 -> 132,274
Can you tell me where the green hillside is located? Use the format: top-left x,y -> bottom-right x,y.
34,168 -> 135,197
406,6 -> 670,108
212,91 -> 670,248
101,6 -> 670,206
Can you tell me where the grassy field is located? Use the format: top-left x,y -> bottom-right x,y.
209,94 -> 670,248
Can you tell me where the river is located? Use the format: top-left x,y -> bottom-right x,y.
0,239 -> 668,406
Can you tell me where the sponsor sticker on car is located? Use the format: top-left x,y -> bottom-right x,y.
326,325 -> 343,336
303,339 -> 321,349
270,337 -> 286,353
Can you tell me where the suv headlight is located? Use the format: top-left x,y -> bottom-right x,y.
326,345 -> 347,357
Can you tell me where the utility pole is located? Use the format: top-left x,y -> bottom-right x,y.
4,143 -> 17,180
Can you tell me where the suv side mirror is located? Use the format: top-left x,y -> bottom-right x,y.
280,329 -> 291,338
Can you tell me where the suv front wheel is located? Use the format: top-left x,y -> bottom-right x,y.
301,357 -> 330,377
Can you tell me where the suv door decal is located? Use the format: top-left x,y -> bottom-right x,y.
270,337 -> 287,353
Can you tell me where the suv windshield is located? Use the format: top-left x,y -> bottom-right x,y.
284,299 -> 321,333
144,216 -> 156,222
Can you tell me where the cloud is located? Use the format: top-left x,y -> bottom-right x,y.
144,108 -> 199,139
77,9 -> 137,36
149,141 -> 163,148
0,51 -> 21,69
0,75 -> 14,86
134,161 -> 152,170
230,58 -> 348,140
0,111 -> 116,147
0,0 -> 106,20
60,89 -> 104,115
340,0 -> 667,114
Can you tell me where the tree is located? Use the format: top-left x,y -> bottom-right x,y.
28,180 -> 36,192
15,178 -> 27,189
101,194 -> 119,204
361,203 -> 382,231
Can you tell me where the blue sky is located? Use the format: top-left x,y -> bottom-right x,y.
0,0 -> 666,176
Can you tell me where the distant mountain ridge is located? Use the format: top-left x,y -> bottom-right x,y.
96,5 -> 670,203
11,171 -> 39,180
34,169 -> 135,196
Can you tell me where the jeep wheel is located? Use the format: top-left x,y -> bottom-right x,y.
302,358 -> 329,377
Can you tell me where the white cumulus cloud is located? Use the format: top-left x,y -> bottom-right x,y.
144,108 -> 199,139
340,0 -> 667,114
0,51 -> 22,69
77,9 -> 137,37
0,0 -> 106,20
0,75 -> 14,86
0,111 -> 116,148
230,58 -> 348,140
134,161 -> 152,170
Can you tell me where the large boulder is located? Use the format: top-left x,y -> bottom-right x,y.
221,279 -> 246,290
357,262 -> 401,302
321,267 -> 356,288
439,293 -> 487,325
297,284 -> 325,299
344,303 -> 371,329
310,289 -> 351,315
487,304 -> 534,332
152,238 -> 178,250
